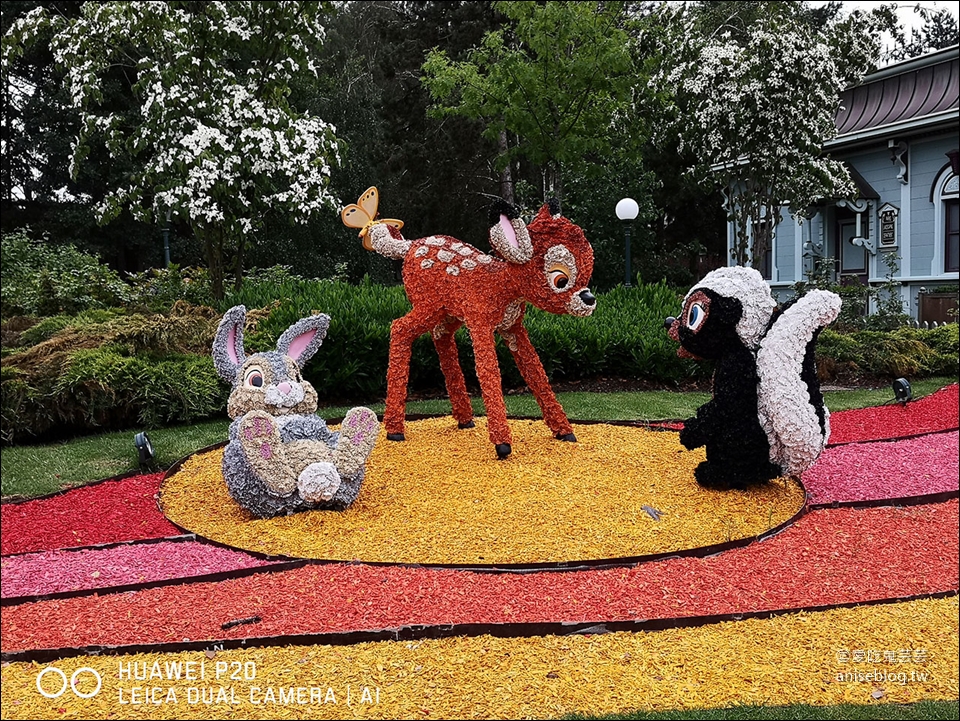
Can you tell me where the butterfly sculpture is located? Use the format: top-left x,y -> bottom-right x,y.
340,186 -> 404,251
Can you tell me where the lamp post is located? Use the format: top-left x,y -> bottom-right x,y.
616,197 -> 639,287
162,207 -> 173,268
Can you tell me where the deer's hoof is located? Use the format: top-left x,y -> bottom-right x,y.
495,443 -> 512,460
556,433 -> 577,443
458,420 -> 476,429
386,432 -> 406,442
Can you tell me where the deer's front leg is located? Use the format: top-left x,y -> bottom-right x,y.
506,322 -> 575,441
385,308 -> 440,440
469,324 -> 512,459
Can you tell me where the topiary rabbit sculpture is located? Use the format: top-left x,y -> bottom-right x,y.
213,306 -> 380,518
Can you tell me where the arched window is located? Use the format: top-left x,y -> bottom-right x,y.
932,164 -> 959,274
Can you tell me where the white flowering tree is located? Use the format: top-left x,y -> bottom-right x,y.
647,2 -> 895,268
3,1 -> 340,298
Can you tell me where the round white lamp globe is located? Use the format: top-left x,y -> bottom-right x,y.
616,197 -> 639,221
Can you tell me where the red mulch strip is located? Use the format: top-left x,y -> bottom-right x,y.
804,431 -> 959,505
0,541 -> 270,598
828,384 -> 959,445
0,473 -> 179,556
2,500 -> 955,653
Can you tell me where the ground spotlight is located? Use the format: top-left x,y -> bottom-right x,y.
134,432 -> 154,466
892,378 -> 912,405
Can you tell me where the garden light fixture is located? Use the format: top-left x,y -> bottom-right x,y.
616,197 -> 639,288
892,378 -> 912,405
134,432 -> 154,466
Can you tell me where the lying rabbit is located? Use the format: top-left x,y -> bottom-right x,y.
213,305 -> 380,518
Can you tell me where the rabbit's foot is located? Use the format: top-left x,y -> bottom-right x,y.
334,407 -> 381,477
239,410 -> 297,496
298,462 -> 341,503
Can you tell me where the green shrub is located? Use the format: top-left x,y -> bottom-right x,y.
126,265 -> 214,312
818,325 -> 958,379
16,309 -> 122,347
0,305 -> 230,444
0,230 -> 132,317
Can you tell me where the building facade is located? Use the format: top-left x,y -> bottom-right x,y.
728,44 -> 959,321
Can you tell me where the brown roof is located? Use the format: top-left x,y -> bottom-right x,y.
834,47 -> 958,137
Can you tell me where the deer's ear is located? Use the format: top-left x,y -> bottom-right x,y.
488,200 -> 533,264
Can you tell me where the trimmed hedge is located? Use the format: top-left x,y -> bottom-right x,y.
2,277 -> 956,444
226,277 -> 704,400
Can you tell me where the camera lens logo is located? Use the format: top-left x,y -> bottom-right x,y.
36,667 -> 102,699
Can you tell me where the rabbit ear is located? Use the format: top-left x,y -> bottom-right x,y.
276,313 -> 330,368
213,306 -> 247,382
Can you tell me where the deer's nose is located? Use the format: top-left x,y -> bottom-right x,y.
578,289 -> 596,306
664,316 -> 677,330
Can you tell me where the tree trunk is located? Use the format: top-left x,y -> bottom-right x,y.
199,223 -> 225,301
497,129 -> 514,205
234,234 -> 245,291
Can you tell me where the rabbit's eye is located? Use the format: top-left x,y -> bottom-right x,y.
244,368 -> 264,388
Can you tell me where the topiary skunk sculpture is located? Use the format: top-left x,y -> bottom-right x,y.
665,267 -> 841,489
213,306 -> 380,518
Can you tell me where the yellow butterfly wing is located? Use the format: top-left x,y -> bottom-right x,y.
358,186 -> 379,218
341,203 -> 371,230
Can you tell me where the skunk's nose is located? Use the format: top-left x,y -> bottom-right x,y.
664,316 -> 677,330
579,289 -> 596,306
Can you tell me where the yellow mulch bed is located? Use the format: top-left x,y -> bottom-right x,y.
4,597 -> 956,719
160,419 -> 805,564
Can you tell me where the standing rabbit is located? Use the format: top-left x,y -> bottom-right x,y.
213,305 -> 380,518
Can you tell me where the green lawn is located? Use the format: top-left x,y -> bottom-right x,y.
1,377 -> 953,499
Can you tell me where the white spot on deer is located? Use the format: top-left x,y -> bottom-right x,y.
446,265 -> 460,276
421,259 -> 435,269
477,254 -> 493,264
414,246 -> 429,258
450,242 -> 463,251
457,246 -> 473,256
437,249 -> 455,263
461,258 -> 477,270
425,236 -> 445,246
497,299 -> 524,333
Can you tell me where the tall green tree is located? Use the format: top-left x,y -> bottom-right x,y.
421,1 -> 636,203
4,1 -> 342,299
646,1 -> 898,269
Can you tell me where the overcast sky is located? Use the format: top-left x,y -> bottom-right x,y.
814,1 -> 960,60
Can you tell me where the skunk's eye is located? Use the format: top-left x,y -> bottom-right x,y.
687,302 -> 706,331
244,368 -> 264,388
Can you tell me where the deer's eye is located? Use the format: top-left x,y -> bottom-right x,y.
244,368 -> 264,388
549,268 -> 569,290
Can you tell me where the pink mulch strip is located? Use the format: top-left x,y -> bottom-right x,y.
803,431 -> 959,505
0,473 -> 179,556
0,541 -> 271,599
828,384 -> 959,444
2,500 -> 955,653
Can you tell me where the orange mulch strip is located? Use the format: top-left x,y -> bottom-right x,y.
2,596 -> 956,719
160,419 -> 805,564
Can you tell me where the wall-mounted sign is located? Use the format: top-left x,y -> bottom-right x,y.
878,203 -> 899,248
